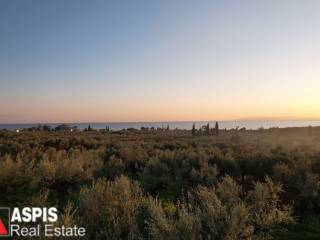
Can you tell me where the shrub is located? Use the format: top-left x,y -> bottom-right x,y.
35,149 -> 102,187
79,176 -> 144,239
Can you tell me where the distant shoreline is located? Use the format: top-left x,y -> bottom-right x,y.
1,120 -> 320,131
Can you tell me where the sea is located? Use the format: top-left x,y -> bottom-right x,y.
1,120 -> 320,131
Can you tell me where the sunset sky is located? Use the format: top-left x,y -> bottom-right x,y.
1,0 -> 320,123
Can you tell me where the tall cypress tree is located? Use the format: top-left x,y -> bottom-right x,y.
206,123 -> 210,136
192,123 -> 196,136
215,121 -> 219,136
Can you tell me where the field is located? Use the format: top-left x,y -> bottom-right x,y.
0,126 -> 320,239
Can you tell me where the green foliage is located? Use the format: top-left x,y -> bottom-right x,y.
1,127 -> 320,238
146,176 -> 292,240
79,176 -> 144,239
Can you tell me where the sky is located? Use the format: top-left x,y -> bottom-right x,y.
1,0 -> 320,123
